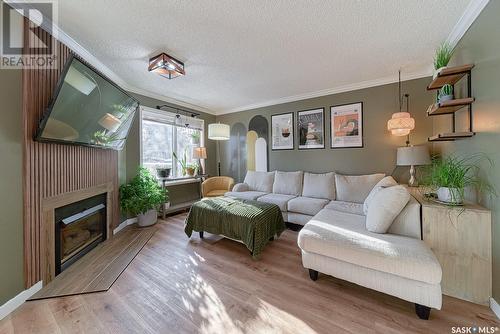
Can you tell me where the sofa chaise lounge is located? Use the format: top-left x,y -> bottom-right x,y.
225,170 -> 442,319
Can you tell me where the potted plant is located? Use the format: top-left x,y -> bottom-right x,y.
173,151 -> 188,176
185,163 -> 196,176
433,42 -> 454,79
156,167 -> 171,178
190,132 -> 201,145
120,167 -> 168,226
438,84 -> 454,103
421,153 -> 495,205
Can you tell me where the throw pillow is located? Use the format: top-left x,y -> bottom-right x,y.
302,172 -> 336,200
365,185 -> 410,234
335,173 -> 385,203
273,171 -> 304,196
363,176 -> 398,214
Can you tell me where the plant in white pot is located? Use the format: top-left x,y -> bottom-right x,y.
433,42 -> 454,79
422,153 -> 495,205
120,167 -> 169,227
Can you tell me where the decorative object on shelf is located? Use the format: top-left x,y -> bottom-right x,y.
192,147 -> 207,175
156,167 -> 171,178
433,42 -> 453,79
247,115 -> 269,172
397,145 -> 431,187
387,71 -> 415,145
438,84 -> 454,102
426,64 -> 475,142
298,108 -> 325,149
420,153 -> 496,205
271,112 -> 294,150
208,123 -> 230,176
148,53 -> 185,79
330,102 -> 363,148
119,167 -> 168,227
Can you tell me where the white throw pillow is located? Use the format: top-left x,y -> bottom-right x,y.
302,172 -> 336,200
363,176 -> 398,214
273,171 -> 303,196
365,185 -> 410,234
335,173 -> 385,203
244,171 -> 275,192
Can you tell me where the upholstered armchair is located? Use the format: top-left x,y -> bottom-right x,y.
201,176 -> 235,197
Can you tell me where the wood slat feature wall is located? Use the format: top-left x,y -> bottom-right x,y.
22,20 -> 120,288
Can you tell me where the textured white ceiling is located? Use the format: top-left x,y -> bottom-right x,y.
54,0 -> 473,114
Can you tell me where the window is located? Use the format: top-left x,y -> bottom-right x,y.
141,107 -> 203,178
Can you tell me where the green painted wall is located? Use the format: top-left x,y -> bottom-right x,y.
216,77 -> 434,182
124,92 -> 217,207
432,0 -> 500,301
0,66 -> 24,304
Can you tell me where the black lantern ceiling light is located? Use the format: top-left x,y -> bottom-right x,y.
148,53 -> 185,79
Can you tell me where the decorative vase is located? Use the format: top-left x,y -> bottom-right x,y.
156,168 -> 171,178
186,167 -> 195,176
137,209 -> 157,227
437,187 -> 463,204
433,66 -> 447,79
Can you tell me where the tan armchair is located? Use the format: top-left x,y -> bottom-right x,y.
202,176 -> 235,197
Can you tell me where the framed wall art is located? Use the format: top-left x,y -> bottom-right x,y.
297,108 -> 325,150
271,112 -> 294,150
330,102 -> 363,149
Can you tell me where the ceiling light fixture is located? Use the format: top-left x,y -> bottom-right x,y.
148,53 -> 185,79
387,70 -> 415,145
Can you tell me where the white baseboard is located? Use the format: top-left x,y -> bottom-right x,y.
491,298 -> 500,320
0,281 -> 43,321
113,217 -> 137,235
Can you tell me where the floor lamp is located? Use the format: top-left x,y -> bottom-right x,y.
208,123 -> 230,176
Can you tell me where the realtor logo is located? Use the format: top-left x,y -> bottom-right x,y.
1,0 -> 58,69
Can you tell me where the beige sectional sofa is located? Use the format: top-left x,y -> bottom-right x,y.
225,170 -> 442,320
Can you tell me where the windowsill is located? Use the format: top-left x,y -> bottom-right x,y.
159,177 -> 201,187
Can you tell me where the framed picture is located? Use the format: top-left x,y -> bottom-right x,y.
330,102 -> 363,149
297,108 -> 325,150
271,112 -> 294,150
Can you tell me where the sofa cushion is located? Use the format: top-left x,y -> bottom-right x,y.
363,176 -> 398,214
297,209 -> 442,285
302,172 -> 336,200
224,191 -> 267,201
257,193 -> 296,211
365,185 -> 410,234
205,190 -> 226,197
232,183 -> 250,192
244,171 -> 275,192
389,196 -> 421,239
323,200 -> 364,215
288,197 -> 329,216
273,171 -> 303,196
287,212 -> 312,226
335,173 -> 385,203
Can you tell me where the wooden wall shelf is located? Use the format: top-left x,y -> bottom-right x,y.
427,64 -> 475,90
428,132 -> 475,142
427,98 -> 475,116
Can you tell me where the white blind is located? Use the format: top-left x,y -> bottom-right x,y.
142,107 -> 204,131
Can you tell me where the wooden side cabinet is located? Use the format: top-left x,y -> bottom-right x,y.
407,187 -> 492,305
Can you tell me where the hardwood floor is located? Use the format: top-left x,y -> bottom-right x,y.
30,225 -> 156,300
1,213 -> 498,334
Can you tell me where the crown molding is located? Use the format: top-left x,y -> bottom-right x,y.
216,69 -> 432,115
446,0 -> 490,48
5,1 -> 216,115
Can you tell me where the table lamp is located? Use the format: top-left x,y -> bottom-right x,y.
397,145 -> 431,187
192,147 -> 207,175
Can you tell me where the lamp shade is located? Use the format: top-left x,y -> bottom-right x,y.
192,147 -> 207,159
98,113 -> 122,132
208,123 -> 230,140
387,112 -> 415,136
397,146 -> 431,166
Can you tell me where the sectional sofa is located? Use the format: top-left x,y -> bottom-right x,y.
224,170 -> 442,319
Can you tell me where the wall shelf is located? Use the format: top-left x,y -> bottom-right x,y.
427,64 -> 475,90
427,98 -> 475,116
428,132 -> 475,142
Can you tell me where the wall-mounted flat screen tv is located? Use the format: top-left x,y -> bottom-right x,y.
36,55 -> 139,150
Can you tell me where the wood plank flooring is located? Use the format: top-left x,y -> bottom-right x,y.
29,225 -> 156,300
1,213 -> 498,334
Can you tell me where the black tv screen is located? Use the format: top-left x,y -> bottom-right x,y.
36,55 -> 139,150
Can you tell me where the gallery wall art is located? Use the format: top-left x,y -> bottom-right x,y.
298,108 -> 325,150
271,112 -> 294,150
330,102 -> 363,148
247,115 -> 269,172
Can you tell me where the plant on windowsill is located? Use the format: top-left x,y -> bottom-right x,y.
420,153 -> 495,205
119,167 -> 168,227
173,151 -> 188,176
185,163 -> 197,177
433,42 -> 454,79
